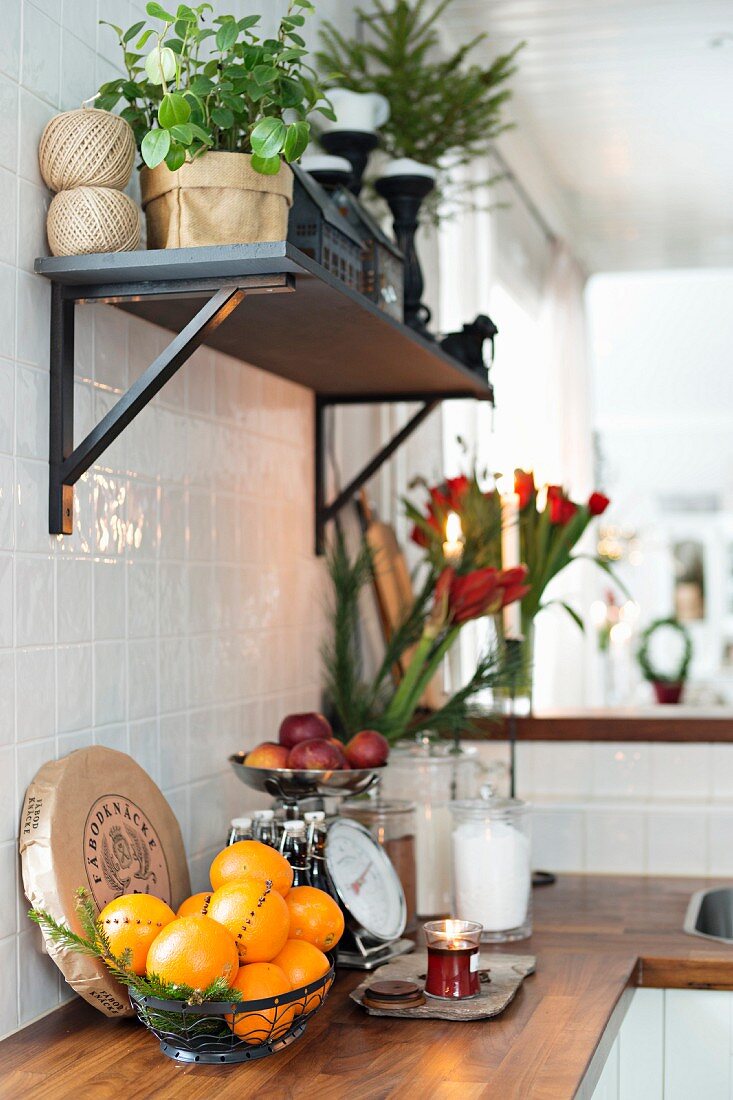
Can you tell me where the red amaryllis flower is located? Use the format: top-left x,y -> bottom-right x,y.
434,564 -> 530,626
445,475 -> 470,510
588,491 -> 610,516
549,494 -> 577,525
514,469 -> 535,509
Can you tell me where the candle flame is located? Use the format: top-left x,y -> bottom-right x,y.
445,512 -> 462,543
444,919 -> 462,940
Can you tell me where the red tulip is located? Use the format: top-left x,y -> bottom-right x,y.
588,491 -> 610,516
514,469 -> 535,509
433,564 -> 530,627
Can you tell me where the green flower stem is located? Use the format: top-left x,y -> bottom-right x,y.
384,625 -> 461,729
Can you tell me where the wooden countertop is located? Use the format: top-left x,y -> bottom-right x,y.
3,874 -> 733,1100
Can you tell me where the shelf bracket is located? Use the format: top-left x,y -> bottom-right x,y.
314,397 -> 441,555
49,277 -> 291,535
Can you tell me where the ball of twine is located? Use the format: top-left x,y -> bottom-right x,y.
47,187 -> 141,256
39,108 -> 136,192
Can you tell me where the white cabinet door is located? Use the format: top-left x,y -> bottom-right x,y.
618,988 -> 664,1100
664,989 -> 732,1100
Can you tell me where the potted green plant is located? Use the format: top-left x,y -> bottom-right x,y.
636,617 -> 693,705
316,0 -> 521,333
97,1 -> 335,248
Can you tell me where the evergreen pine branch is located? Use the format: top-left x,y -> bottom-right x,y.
409,642 -> 516,737
29,895 -> 240,1006
321,528 -> 379,736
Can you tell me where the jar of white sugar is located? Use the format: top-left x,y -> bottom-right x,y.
450,793 -> 532,942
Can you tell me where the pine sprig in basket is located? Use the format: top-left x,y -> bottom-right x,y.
29,888 -> 239,1006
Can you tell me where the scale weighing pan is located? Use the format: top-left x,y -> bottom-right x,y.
229,755 -> 384,798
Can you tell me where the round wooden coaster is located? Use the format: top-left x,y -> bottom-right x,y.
368,979 -> 422,1001
362,979 -> 426,1010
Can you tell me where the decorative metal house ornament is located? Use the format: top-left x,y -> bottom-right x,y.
287,164 -> 362,292
302,158 -> 405,322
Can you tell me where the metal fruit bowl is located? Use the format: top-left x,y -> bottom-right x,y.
130,954 -> 335,1064
229,754 -> 384,798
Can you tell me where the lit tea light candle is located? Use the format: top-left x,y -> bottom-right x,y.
496,474 -> 522,640
423,918 -> 482,999
443,511 -> 464,565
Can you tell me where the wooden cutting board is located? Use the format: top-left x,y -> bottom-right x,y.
350,951 -> 536,1021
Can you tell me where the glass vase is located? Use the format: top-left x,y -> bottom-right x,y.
493,617 -> 534,715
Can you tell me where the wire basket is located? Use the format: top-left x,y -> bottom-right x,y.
129,956 -> 335,1064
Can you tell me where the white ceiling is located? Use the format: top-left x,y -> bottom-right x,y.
441,0 -> 733,272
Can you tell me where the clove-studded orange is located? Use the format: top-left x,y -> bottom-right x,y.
145,915 -> 239,990
208,879 -> 290,963
209,840 -> 293,897
97,894 -> 176,975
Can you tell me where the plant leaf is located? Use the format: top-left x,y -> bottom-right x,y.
250,153 -> 282,175
169,122 -> 193,144
165,142 -> 186,171
210,106 -> 234,128
215,22 -> 238,51
540,599 -> 585,632
146,1 -> 176,21
123,20 -> 146,43
158,91 -> 191,128
141,127 -> 171,168
250,116 -> 286,158
283,119 -> 310,161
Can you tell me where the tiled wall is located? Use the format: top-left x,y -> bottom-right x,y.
2,0 -> 331,1039
476,740 -> 733,877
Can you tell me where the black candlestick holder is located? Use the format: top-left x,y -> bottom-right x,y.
375,171 -> 435,340
320,130 -> 380,196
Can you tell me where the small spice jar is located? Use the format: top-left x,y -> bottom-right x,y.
424,919 -> 482,999
450,793 -> 532,942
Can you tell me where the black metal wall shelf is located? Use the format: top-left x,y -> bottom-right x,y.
36,242 -> 493,550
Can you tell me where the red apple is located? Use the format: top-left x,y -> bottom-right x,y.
287,739 -> 344,771
345,730 -> 390,769
278,712 -> 332,749
327,738 -> 349,768
245,742 -> 290,769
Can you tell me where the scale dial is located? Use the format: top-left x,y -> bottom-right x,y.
326,818 -> 406,943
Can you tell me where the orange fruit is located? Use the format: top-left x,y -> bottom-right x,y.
272,939 -> 331,1015
210,840 -> 293,897
228,962 -> 295,1044
176,891 -> 212,918
284,886 -> 345,952
208,879 -> 290,963
97,894 -> 176,975
145,915 -> 239,991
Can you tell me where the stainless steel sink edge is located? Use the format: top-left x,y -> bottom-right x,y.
683,886 -> 733,945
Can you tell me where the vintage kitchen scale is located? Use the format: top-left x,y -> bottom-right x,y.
229,755 -> 414,969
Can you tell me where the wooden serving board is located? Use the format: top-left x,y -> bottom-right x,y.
350,951 -> 535,1021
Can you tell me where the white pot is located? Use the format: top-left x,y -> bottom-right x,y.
378,157 -> 439,181
301,154 -> 352,175
320,88 -> 390,134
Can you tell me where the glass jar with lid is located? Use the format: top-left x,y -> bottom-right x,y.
379,736 -> 482,917
450,792 -> 532,942
340,799 -> 417,931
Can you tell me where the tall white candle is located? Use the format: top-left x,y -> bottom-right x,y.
497,475 -> 522,639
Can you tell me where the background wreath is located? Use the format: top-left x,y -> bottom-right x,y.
636,617 -> 693,684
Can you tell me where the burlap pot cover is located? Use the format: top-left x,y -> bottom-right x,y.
140,151 -> 294,249
20,746 -> 191,1017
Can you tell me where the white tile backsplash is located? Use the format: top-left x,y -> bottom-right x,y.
1,0 -> 329,1025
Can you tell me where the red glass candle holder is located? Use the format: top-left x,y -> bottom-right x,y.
423,919 -> 482,1000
